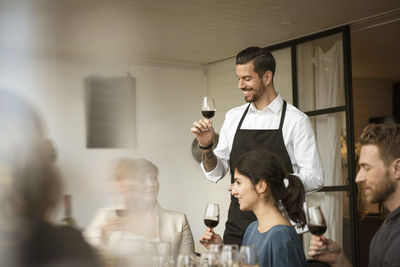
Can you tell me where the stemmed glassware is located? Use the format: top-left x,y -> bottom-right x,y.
209,243 -> 223,255
208,244 -> 223,266
238,245 -> 257,266
203,203 -> 220,230
201,96 -> 216,119
307,206 -> 327,236
220,244 -> 239,266
307,205 -> 328,254
199,252 -> 219,267
176,253 -> 196,267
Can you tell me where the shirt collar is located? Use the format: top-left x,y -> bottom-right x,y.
386,205 -> 400,222
249,93 -> 283,114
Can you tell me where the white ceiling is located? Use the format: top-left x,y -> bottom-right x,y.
0,0 -> 399,66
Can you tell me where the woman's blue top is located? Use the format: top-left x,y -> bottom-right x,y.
243,222 -> 306,267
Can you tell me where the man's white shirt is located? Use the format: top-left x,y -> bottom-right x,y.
201,94 -> 324,192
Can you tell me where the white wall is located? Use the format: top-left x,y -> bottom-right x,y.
0,4 -> 294,249
0,52 -> 212,251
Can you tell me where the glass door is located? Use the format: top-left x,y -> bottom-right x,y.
267,26 -> 358,266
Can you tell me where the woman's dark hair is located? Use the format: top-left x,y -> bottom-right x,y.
236,46 -> 276,79
235,149 -> 306,227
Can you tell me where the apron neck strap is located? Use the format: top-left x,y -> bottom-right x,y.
279,101 -> 287,130
236,103 -> 251,130
237,101 -> 288,131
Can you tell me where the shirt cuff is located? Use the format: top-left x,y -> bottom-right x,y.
295,169 -> 324,193
200,160 -> 224,183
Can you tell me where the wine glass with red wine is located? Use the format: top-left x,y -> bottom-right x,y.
201,96 -> 216,119
307,206 -> 329,253
204,203 -> 219,229
307,206 -> 327,236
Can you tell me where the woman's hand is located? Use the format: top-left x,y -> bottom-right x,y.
199,227 -> 223,249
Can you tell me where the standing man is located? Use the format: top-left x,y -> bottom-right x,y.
309,123 -> 400,267
191,46 -> 324,245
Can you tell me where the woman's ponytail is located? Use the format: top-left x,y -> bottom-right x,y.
280,174 -> 306,227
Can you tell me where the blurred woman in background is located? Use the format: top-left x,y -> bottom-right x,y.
201,150 -> 307,267
84,157 -> 195,266
0,90 -> 99,267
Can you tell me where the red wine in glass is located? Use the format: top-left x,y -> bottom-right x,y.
202,110 -> 215,119
307,206 -> 331,254
204,219 -> 219,228
307,206 -> 327,236
204,203 -> 219,229
202,97 -> 216,119
308,224 -> 327,236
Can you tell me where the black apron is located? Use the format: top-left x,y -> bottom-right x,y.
223,100 -> 294,245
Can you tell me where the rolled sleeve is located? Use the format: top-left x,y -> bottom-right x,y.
200,157 -> 229,183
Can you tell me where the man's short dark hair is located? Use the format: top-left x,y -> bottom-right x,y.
236,46 -> 276,78
358,123 -> 400,165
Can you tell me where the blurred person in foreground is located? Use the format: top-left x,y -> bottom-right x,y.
309,124 -> 400,267
200,150 -> 307,267
0,90 -> 99,267
84,158 -> 195,266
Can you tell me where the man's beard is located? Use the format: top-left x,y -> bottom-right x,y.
244,83 -> 267,103
369,170 -> 397,204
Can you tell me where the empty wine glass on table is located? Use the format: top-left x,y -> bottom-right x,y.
201,96 -> 216,120
307,206 -> 328,254
176,253 -> 196,267
208,244 -> 222,266
209,243 -> 223,255
238,245 -> 257,267
199,252 -> 220,267
221,244 -> 239,267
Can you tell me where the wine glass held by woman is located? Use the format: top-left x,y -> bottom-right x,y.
199,227 -> 224,249
200,150 -> 307,267
203,203 -> 220,229
84,158 -> 195,265
200,203 -> 221,248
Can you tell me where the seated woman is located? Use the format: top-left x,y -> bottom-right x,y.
0,91 -> 99,267
200,150 -> 307,267
84,158 -> 195,265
